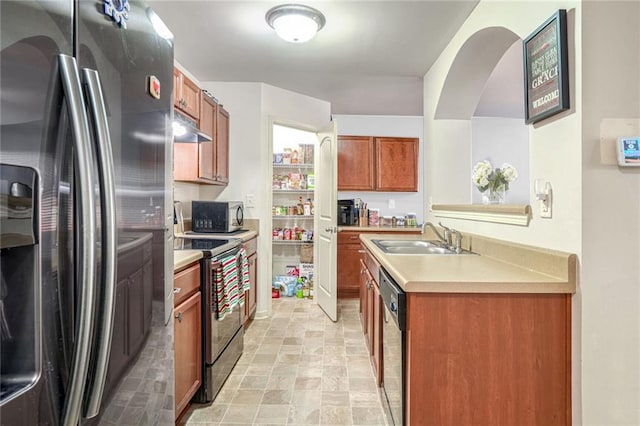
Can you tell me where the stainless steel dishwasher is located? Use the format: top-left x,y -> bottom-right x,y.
379,268 -> 406,426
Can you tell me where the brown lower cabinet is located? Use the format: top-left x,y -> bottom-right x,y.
105,236 -> 153,397
405,293 -> 571,425
360,245 -> 572,425
359,249 -> 382,385
174,262 -> 202,420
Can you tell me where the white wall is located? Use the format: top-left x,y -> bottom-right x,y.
581,2 -> 640,424
333,115 -> 425,223
471,117 -> 530,204
424,1 -> 582,252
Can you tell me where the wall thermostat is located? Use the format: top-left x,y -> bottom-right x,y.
617,137 -> 640,167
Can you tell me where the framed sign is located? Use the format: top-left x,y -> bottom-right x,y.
523,9 -> 569,124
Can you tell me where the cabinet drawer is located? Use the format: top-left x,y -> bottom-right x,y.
338,232 -> 361,245
174,262 -> 201,306
244,237 -> 257,257
362,248 -> 380,286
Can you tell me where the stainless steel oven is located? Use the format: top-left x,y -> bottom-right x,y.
173,237 -> 244,403
379,268 -> 406,426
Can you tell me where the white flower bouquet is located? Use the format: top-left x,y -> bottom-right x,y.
472,160 -> 518,195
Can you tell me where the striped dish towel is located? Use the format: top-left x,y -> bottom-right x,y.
214,254 -> 239,320
238,247 -> 251,306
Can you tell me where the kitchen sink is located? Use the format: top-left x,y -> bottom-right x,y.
371,239 -> 473,255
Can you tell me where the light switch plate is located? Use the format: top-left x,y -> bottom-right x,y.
246,194 -> 255,208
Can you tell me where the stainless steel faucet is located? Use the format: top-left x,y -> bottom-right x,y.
421,221 -> 463,253
421,221 -> 447,243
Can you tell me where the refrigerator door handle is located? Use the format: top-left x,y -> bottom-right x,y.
57,54 -> 98,426
81,68 -> 117,419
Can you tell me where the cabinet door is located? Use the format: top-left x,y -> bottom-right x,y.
359,259 -> 368,323
127,269 -> 145,355
173,68 -> 182,109
173,143 -> 199,182
174,291 -> 202,419
248,252 -> 257,316
337,232 -> 362,298
143,260 -> 153,332
106,278 -> 128,391
214,106 -> 229,184
198,94 -> 216,180
375,137 -> 418,191
338,136 -> 375,191
365,270 -> 375,355
371,281 -> 382,385
180,74 -> 200,120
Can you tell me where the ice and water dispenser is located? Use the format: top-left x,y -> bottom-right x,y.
0,164 -> 38,403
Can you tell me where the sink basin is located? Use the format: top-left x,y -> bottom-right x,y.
373,240 -> 440,248
371,239 -> 472,255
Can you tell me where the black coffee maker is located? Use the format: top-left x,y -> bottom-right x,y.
337,199 -> 358,226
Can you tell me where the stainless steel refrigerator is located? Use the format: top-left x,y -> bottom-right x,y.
0,0 -> 175,424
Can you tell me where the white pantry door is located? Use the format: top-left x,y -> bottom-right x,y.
315,123 -> 337,321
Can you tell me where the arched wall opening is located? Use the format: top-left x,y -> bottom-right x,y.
434,26 -> 530,204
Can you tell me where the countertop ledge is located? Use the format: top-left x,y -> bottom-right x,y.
359,231 -> 577,294
174,250 -> 203,271
338,226 -> 421,232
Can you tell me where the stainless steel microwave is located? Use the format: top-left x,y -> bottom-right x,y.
191,201 -> 244,233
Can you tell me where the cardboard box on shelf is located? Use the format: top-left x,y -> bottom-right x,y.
300,243 -> 313,263
299,263 -> 313,279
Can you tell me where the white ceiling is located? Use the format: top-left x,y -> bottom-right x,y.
146,1 -> 479,116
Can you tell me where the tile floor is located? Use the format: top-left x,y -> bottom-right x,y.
179,297 -> 390,425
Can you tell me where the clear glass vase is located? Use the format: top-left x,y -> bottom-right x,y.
482,186 -> 506,205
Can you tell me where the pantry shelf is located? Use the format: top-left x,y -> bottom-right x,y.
272,215 -> 314,219
273,163 -> 314,169
272,240 -> 314,245
273,190 -> 314,195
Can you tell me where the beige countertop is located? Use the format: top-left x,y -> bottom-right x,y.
174,250 -> 203,271
360,232 -> 576,294
338,226 -> 421,232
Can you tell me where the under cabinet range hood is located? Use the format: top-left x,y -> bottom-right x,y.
173,110 -> 212,143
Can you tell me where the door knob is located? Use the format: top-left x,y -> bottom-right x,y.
175,311 -> 183,322
324,227 -> 333,233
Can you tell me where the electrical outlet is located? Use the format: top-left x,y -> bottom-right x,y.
388,199 -> 395,209
246,194 -> 255,208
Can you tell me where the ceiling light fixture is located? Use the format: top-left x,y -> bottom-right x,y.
265,4 -> 326,43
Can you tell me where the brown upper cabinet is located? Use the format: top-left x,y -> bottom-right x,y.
174,91 -> 229,186
338,136 -> 375,191
338,135 -> 418,192
173,68 -> 200,120
214,105 -> 230,185
197,93 -> 216,180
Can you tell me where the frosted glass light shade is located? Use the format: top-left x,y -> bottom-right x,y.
266,4 -> 325,43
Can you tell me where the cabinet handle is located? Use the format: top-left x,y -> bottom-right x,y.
350,236 -> 358,240
358,250 -> 366,253
173,287 -> 181,294
175,311 -> 183,323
